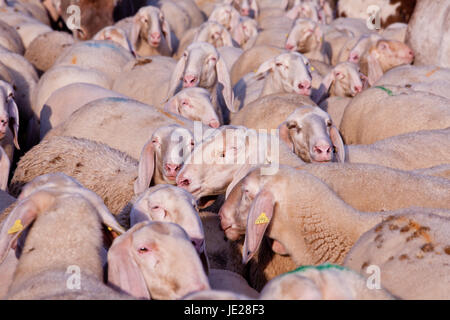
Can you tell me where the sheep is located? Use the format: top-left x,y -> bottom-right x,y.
227,166 -> 449,276
220,163 -> 450,245
0,0 -> 50,26
116,6 -> 174,57
380,22 -> 408,43
3,16 -> 52,49
318,96 -> 352,129
24,31 -> 75,73
284,18 -> 331,64
151,0 -> 193,43
230,93 -> 316,129
406,0 -> 449,68
162,0 -> 206,28
231,16 -> 258,50
226,0 -> 259,18
163,87 -> 222,128
374,65 -> 450,100
0,49 -> 39,125
259,264 -> 395,300
339,85 -> 450,145
0,175 -> 129,300
93,26 -> 134,54
107,221 -> 210,299
112,56 -> 177,109
44,97 -> 196,160
52,40 -> 134,83
208,3 -> 241,35
39,83 -> 127,139
311,62 -> 366,104
32,65 -> 112,121
355,37 -> 414,85
217,46 -> 243,74
176,125 -> 305,200
233,52 -> 313,111
0,20 -> 24,54
230,45 -> 284,86
0,80 -> 20,160
345,128 -> 450,171
167,42 -> 235,120
10,126 -> 196,214
344,212 -> 450,299
175,21 -> 234,59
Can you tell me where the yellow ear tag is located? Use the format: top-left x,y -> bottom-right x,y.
8,219 -> 24,234
255,213 -> 270,225
310,66 -> 315,71
285,34 -> 289,38
107,226 -> 113,232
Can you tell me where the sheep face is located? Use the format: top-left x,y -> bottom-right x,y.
328,62 -> 366,97
279,107 -> 345,163
164,88 -> 221,128
232,17 -> 258,47
285,19 -> 323,53
209,4 -> 241,32
195,22 -> 234,48
107,221 -> 210,300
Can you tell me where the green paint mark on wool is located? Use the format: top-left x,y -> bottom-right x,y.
374,86 -> 394,96
285,263 -> 348,275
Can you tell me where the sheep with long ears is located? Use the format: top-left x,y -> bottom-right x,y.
167,42 -> 235,116
129,6 -> 173,57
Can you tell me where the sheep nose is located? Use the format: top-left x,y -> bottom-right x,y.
408,50 -> 414,58
285,43 -> 295,51
183,75 -> 198,88
165,163 -> 180,175
150,32 -> 161,41
208,119 -> 220,128
298,81 -> 311,90
313,143 -> 333,162
354,85 -> 362,93
177,174 -> 191,188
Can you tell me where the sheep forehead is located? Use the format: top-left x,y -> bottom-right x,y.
137,221 -> 190,241
187,42 -> 218,59
140,6 -> 161,16
181,87 -> 211,103
288,106 -> 326,123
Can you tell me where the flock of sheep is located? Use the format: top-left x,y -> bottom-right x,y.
0,0 -> 449,300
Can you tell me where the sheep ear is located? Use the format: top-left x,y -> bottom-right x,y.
242,189 -> 274,264
255,58 -> 274,80
215,55 -> 235,112
312,71 -> 335,103
367,51 -> 383,86
161,19 -> 173,53
8,98 -> 19,150
225,163 -> 252,199
0,146 -> 10,191
278,122 -> 294,152
330,125 -> 345,163
167,54 -> 187,100
272,240 -> 288,255
0,191 -> 55,264
107,226 -> 150,299
130,16 -> 142,55
163,95 -> 180,115
250,0 -> 259,16
134,139 -> 156,195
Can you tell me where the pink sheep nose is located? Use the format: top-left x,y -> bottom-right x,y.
164,163 -> 180,177
150,32 -> 161,42
313,144 -> 333,162
183,75 -> 198,88
354,85 -> 362,93
298,81 -> 311,95
285,43 -> 295,51
177,173 -> 191,188
208,119 -> 220,128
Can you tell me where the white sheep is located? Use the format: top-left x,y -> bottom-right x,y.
107,221 -> 210,299
233,52 -> 313,111
0,175 -> 128,300
44,97 -> 199,160
0,20 -> 24,54
340,85 -> 450,145
11,125 -> 196,215
259,264 -> 395,299
93,26 -> 134,54
39,83 -> 127,139
344,212 -> 450,299
0,81 -> 20,160
231,16 -> 258,50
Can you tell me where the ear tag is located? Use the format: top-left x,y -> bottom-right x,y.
310,66 -> 315,71
255,213 -> 270,225
8,219 -> 24,234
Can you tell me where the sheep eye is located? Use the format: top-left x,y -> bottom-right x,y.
138,247 -> 149,253
326,120 -> 332,127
